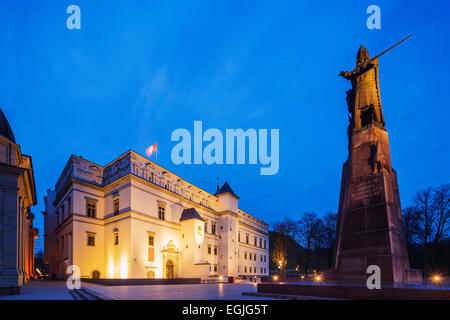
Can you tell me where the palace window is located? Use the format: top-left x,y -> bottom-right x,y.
158,205 -> 165,220
259,238 -> 262,248
68,197 -> 71,216
211,223 -> 216,235
264,239 -> 267,249
208,246 -> 212,255
254,254 -> 256,261
56,211 -> 60,226
148,235 -> 154,246
238,232 -> 241,242
61,236 -> 64,250
61,205 -> 65,221
56,239 -> 59,252
214,265 -> 217,272
246,234 -> 249,244
245,266 -> 247,273
254,236 -> 257,246
261,255 -> 263,262
244,252 -> 247,260
249,253 -> 252,260
87,234 -> 95,246
113,198 -> 120,215
214,246 -> 217,255
204,220 -> 208,234
86,200 -> 97,218
254,267 -> 256,273
148,232 -> 155,262
114,232 -> 119,246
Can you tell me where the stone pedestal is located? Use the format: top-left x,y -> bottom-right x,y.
326,125 -> 421,283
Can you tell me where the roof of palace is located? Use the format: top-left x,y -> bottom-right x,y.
215,182 -> 239,199
179,208 -> 205,222
0,108 -> 15,143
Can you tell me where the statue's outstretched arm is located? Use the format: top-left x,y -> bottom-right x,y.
339,70 -> 353,79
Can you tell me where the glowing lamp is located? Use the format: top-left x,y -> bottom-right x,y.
432,275 -> 441,283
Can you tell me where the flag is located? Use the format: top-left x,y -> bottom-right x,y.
146,143 -> 157,157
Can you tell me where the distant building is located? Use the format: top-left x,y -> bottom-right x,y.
0,108 -> 38,294
44,150 -> 269,280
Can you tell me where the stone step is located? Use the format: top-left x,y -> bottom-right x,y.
69,288 -> 104,300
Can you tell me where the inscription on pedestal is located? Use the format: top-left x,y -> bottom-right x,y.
349,174 -> 384,207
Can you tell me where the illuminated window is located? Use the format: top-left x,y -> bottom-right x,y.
148,235 -> 154,246
158,205 -> 165,220
87,234 -> 95,246
113,198 -> 120,215
86,200 -> 97,218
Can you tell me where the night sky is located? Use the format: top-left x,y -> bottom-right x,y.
1,1 -> 449,253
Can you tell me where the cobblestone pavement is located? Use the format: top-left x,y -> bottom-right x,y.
0,280 -> 73,300
83,282 -> 277,300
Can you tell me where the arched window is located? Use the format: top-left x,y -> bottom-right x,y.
92,270 -> 100,279
146,271 -> 155,279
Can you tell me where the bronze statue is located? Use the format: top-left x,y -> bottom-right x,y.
339,36 -> 411,135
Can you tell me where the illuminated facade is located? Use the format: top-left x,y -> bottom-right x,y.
44,150 -> 269,280
0,109 -> 38,294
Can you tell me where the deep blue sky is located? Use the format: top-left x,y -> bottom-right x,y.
1,1 -> 449,253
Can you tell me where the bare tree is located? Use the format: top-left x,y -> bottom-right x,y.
311,218 -> 326,272
413,187 -> 435,277
430,184 -> 450,270
271,221 -> 291,277
323,212 -> 337,268
298,212 -> 318,275
402,206 -> 419,246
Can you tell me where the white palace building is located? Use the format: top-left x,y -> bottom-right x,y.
43,150 -> 269,280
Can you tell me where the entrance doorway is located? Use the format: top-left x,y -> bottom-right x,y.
166,260 -> 174,279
